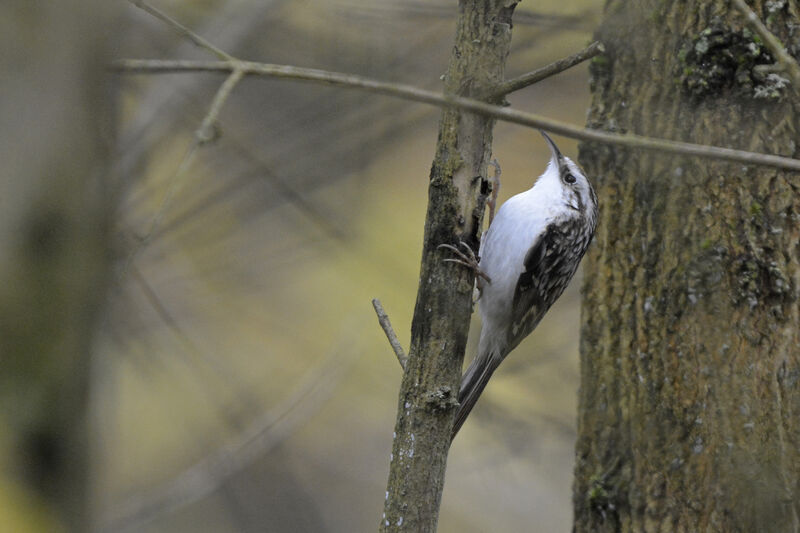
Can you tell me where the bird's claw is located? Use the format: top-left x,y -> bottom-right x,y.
437,242 -> 492,284
438,241 -> 477,263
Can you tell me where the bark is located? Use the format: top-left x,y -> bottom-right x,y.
380,1 -> 517,531
575,1 -> 800,531
0,2 -> 119,530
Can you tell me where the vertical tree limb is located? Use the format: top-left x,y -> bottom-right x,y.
380,2 -> 518,531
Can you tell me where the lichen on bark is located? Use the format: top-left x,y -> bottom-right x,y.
575,1 -> 800,531
678,18 -> 788,99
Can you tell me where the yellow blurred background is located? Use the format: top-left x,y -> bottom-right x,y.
39,0 -> 602,531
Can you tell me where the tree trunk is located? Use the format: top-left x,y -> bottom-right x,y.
574,1 -> 800,531
381,1 -> 517,531
0,2 -> 119,531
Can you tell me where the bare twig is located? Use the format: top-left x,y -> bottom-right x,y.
114,58 -> 800,171
372,299 -> 407,369
113,0 -> 286,202
119,2 -> 248,267
731,0 -> 800,88
196,67 -> 245,142
489,40 -> 604,98
129,0 -> 233,60
99,342 -> 360,533
120,67 -> 245,275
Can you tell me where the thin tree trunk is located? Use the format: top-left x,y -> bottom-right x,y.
380,1 -> 517,531
0,2 -> 119,530
575,1 -> 800,531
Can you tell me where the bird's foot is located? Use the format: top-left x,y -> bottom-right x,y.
438,241 -> 492,284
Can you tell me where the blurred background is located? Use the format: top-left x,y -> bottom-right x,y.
4,0 -> 602,531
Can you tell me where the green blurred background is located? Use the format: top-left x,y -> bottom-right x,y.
8,0 -> 603,531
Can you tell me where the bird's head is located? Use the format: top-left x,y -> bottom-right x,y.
538,130 -> 597,226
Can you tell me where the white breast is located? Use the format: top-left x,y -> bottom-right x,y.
477,163 -> 571,352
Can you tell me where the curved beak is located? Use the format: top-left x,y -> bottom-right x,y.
540,130 -> 563,163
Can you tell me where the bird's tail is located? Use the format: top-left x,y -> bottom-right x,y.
450,348 -> 501,441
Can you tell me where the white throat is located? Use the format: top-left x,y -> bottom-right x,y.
525,160 -> 578,220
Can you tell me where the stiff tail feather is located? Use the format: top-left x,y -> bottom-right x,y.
450,350 -> 501,441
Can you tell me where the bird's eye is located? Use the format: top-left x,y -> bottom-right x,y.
564,173 -> 576,184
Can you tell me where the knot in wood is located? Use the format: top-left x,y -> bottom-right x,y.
424,385 -> 458,412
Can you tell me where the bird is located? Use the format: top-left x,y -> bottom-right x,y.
441,131 -> 598,440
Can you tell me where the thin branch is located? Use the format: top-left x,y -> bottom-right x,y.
114,58 -> 800,171
196,67 -> 245,142
731,0 -> 800,88
129,0 -> 233,61
99,342 -> 360,533
372,299 -> 407,369
120,67 -> 245,274
489,40 -> 604,99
